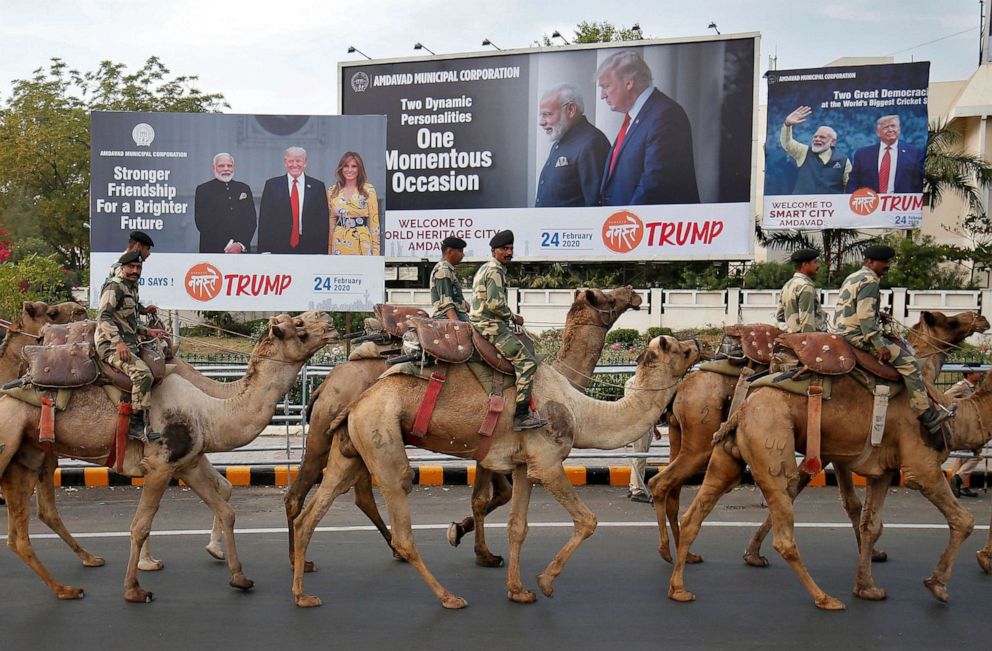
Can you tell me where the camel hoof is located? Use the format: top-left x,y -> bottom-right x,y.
303,559 -> 317,573
743,551 -> 769,568
56,586 -> 85,600
815,595 -> 846,611
82,556 -> 106,568
206,543 -> 225,561
686,552 -> 704,564
658,546 -> 673,564
124,588 -> 154,603
295,593 -> 322,608
668,587 -> 696,603
923,576 -> 949,603
536,573 -> 555,598
508,589 -> 537,604
854,586 -> 887,601
392,549 -> 406,562
475,552 -> 504,568
229,575 -> 254,592
441,595 -> 468,609
977,550 -> 992,574
446,522 -> 463,547
871,548 -> 888,563
137,558 -> 164,572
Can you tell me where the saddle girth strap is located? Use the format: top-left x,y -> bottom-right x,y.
800,383 -> 823,474
109,401 -> 132,473
39,393 -> 55,450
411,366 -> 447,439
475,367 -> 507,461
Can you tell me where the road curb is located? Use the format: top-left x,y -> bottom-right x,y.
53,465 -> 992,489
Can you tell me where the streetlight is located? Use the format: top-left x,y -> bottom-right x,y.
482,38 -> 502,51
414,42 -> 436,55
347,46 -> 371,60
708,22 -> 721,35
551,30 -> 570,45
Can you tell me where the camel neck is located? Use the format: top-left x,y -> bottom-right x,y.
952,389 -> 992,452
554,323 -> 609,391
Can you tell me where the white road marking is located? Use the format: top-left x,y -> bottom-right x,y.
5,520 -> 988,540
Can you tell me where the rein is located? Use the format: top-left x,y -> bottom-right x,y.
0,318 -> 41,342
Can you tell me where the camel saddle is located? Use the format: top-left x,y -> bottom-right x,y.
374,304 -> 429,338
723,324 -> 782,365
22,343 -> 99,388
97,341 -> 169,392
41,320 -> 98,347
776,332 -> 901,382
408,317 -> 536,375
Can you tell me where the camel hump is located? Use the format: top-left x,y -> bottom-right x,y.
374,304 -> 430,338
776,332 -> 855,375
724,323 -> 782,365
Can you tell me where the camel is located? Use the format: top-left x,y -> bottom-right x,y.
291,335 -> 698,608
655,311 -> 988,567
0,311 -> 336,601
284,286 -> 643,570
667,311 -> 989,609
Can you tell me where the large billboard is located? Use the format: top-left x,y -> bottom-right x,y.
90,112 -> 386,311
762,62 -> 930,230
341,35 -> 758,261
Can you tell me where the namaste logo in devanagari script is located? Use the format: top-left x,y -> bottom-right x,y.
601,210 -> 644,254
184,262 -> 223,302
849,187 -> 880,216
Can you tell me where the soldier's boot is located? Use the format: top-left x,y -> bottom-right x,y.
918,404 -> 957,434
513,403 -> 548,431
128,411 -> 162,443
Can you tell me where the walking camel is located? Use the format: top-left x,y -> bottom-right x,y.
0,311 -> 336,602
291,335 -> 698,608
655,311 -> 988,566
667,311 -> 989,609
284,286 -> 643,570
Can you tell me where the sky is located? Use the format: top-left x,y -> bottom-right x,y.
0,0 -> 986,113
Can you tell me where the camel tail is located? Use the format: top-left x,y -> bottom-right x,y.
711,409 -> 741,446
305,380 -> 327,422
327,405 -> 352,433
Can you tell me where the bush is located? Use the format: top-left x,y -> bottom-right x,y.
0,254 -> 68,320
646,326 -> 673,339
605,328 -> 641,346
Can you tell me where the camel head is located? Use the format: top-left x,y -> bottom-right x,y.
635,335 -> 700,380
918,310 -> 990,348
20,300 -> 87,331
263,311 -> 339,362
569,285 -> 642,328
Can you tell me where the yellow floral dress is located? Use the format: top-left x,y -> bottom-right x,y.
328,183 -> 380,255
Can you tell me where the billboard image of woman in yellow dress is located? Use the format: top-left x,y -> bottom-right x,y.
328,151 -> 380,255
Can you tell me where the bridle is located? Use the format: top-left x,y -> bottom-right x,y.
0,318 -> 42,342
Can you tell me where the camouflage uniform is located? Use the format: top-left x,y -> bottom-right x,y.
430,260 -> 469,322
470,257 -> 538,408
835,266 -> 929,412
776,272 -> 827,333
95,277 -> 153,410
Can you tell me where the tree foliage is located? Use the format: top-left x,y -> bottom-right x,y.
0,57 -> 227,271
573,21 -> 644,43
0,254 -> 70,320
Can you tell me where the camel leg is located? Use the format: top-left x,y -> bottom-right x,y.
177,458 -> 253,592
123,468 -> 172,603
505,465 -> 536,603
913,463 -> 975,603
284,425 -> 333,572
3,464 -> 85,599
33,455 -> 105,567
531,464 -> 598,599
204,464 -> 231,561
291,443 -> 364,607
978,511 -> 992,574
852,473 -> 893,600
743,470 -> 812,568
668,445 -> 744,603
448,469 -> 512,566
648,449 -> 709,564
835,463 -> 887,562
351,466 -> 399,560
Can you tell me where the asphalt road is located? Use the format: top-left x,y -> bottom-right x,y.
0,484 -> 990,650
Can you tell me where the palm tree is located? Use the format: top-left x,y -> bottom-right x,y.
924,119 -> 992,214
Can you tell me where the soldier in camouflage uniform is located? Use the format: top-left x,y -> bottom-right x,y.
103,231 -> 159,318
776,248 -> 827,333
834,244 -> 953,435
470,230 -> 548,431
95,251 -> 168,441
430,236 -> 470,322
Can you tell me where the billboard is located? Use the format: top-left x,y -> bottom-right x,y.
340,35 -> 759,261
90,112 -> 386,311
762,62 -> 930,230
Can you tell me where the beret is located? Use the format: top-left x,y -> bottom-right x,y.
129,231 -> 155,247
863,244 -> 895,261
119,250 -> 143,265
789,248 -> 820,264
489,230 -> 514,248
441,236 -> 467,250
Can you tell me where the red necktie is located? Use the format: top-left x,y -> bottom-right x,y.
608,113 -> 631,176
878,146 -> 891,193
290,178 -> 300,248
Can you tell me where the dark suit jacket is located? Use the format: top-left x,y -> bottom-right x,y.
194,179 -> 257,253
257,174 -> 329,254
845,142 -> 924,193
600,88 -> 700,206
535,116 -> 611,207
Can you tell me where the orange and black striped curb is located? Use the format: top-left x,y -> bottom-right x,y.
52,466 -> 990,489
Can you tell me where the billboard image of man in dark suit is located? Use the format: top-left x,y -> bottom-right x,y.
597,50 -> 700,206
193,153 -> 257,253
257,146 -> 330,254
846,114 -> 924,194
